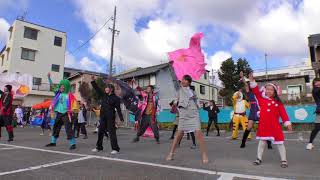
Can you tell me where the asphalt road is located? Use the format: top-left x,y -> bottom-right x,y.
0,127 -> 319,180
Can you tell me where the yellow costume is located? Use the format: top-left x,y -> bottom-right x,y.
232,91 -> 251,139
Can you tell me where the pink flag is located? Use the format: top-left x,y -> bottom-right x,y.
168,32 -> 207,80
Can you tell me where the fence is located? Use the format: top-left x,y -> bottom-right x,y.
128,104 -> 318,124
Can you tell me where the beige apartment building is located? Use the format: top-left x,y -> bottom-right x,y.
0,19 -> 66,106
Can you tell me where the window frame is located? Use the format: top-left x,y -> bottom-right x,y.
51,64 -> 60,72
24,27 -> 38,40
54,36 -> 62,47
32,77 -> 42,86
200,85 -> 206,95
21,48 -> 36,61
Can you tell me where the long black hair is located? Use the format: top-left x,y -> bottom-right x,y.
210,100 -> 217,107
313,78 -> 320,88
106,84 -> 115,94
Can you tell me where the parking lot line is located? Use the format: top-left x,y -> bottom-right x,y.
0,143 -> 291,180
0,156 -> 93,176
0,147 -> 19,150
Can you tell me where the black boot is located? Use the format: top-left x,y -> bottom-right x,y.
8,131 -> 14,142
69,144 -> 76,150
170,125 -> 177,139
45,143 -> 56,147
267,140 -> 273,149
240,129 -> 251,148
132,136 -> 139,143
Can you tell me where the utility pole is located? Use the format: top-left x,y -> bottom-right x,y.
265,53 -> 268,80
109,6 -> 119,77
211,69 -> 214,101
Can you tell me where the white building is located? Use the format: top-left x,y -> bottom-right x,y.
254,61 -> 315,97
0,19 -> 66,106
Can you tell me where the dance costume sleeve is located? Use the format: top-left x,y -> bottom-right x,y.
216,107 -> 220,113
279,103 -> 291,126
2,93 -> 12,111
114,97 -> 124,121
250,81 -> 262,101
91,80 -> 104,97
136,86 -> 147,97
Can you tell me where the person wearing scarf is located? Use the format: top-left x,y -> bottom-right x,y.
0,85 -> 14,141
45,73 -> 77,150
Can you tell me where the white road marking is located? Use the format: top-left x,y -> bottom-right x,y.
0,156 -> 93,176
0,147 -> 19,150
0,143 -> 292,179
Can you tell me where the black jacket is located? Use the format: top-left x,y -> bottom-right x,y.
91,81 -> 124,121
203,104 -> 220,119
313,87 -> 320,113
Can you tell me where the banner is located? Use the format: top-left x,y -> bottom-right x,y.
129,105 -> 318,123
0,73 -> 33,97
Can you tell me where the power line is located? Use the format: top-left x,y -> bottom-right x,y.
69,16 -> 113,55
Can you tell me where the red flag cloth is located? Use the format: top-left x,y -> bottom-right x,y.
168,32 -> 207,80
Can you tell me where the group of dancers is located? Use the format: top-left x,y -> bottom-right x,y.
2,70 -> 320,168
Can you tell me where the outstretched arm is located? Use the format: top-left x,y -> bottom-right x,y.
248,72 -> 262,100
115,97 -> 124,122
90,76 -> 104,96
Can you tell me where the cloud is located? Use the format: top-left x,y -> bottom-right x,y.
163,0 -> 256,26
65,52 -> 103,72
65,52 -> 77,67
208,51 -> 232,70
0,18 -> 9,45
79,57 -> 103,72
0,0 -> 29,12
73,0 -> 320,71
233,0 -> 320,58
74,0 -> 163,68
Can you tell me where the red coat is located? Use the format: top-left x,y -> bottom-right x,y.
251,82 -> 290,144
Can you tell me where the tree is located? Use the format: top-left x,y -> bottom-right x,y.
79,82 -> 91,105
78,77 -> 106,107
91,77 -> 106,104
218,57 -> 253,106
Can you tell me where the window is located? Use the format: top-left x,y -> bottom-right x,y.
143,76 -> 150,87
190,85 -> 195,91
54,36 -> 62,47
138,79 -> 144,88
24,27 -> 38,40
204,72 -> 207,80
71,84 -> 76,93
51,64 -> 60,72
33,77 -> 42,85
200,85 -> 205,94
21,48 -> 36,61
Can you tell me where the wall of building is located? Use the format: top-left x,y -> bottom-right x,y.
156,67 -> 178,109
5,20 -> 66,85
257,77 -> 307,101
